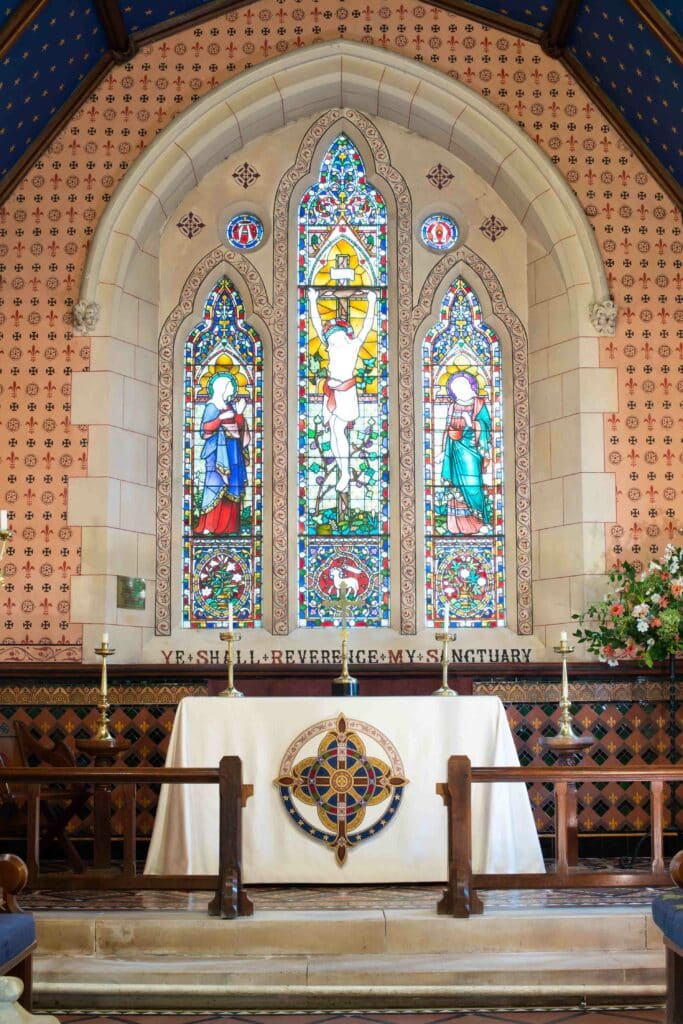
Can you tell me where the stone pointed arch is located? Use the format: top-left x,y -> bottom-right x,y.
69,40 -> 616,659
78,40 -> 610,331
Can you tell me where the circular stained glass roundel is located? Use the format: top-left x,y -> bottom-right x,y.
420,213 -> 458,252
226,213 -> 264,251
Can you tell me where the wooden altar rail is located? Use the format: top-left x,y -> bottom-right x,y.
438,757 -> 683,918
0,759 -> 254,918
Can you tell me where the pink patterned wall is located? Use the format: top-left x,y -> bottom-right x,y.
0,0 -> 680,660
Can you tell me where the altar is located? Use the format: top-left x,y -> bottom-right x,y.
145,695 -> 544,883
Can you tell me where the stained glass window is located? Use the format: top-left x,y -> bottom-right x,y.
297,134 -> 389,627
183,276 -> 262,628
423,278 -> 505,627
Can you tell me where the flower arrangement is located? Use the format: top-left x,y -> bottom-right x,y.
573,545 -> 683,667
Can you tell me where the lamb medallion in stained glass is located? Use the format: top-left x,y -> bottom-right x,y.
423,278 -> 505,628
298,134 -> 389,627
183,277 -> 262,628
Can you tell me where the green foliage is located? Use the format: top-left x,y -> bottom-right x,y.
573,546 -> 683,667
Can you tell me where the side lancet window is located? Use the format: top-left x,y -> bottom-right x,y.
298,134 -> 389,628
423,278 -> 505,627
183,276 -> 263,628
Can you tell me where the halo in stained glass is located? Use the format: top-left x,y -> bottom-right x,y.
226,213 -> 264,251
420,214 -> 458,252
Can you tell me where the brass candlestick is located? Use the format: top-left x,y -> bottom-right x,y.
94,640 -> 116,741
554,637 -> 579,738
218,629 -> 243,697
433,630 -> 458,696
332,581 -> 358,696
0,527 -> 12,589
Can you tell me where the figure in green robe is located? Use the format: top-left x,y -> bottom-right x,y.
441,371 -> 492,534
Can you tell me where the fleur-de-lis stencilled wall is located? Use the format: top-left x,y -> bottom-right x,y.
0,0 -> 680,661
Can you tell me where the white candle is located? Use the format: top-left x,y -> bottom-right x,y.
444,601 -> 450,635
560,630 -> 568,642
228,602 -> 234,633
102,632 -> 109,646
0,510 -> 7,531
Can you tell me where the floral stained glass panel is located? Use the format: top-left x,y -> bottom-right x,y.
298,134 -> 389,627
183,277 -> 262,628
423,278 -> 505,628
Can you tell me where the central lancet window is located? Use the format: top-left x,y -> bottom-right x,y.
298,135 -> 389,628
423,278 -> 505,628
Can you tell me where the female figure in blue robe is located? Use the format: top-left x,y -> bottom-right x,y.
195,373 -> 250,535
441,371 -> 492,534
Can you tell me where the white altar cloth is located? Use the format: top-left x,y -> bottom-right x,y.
145,695 -> 544,883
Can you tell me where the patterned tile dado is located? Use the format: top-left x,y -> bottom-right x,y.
0,682 -> 679,839
0,0 -> 680,654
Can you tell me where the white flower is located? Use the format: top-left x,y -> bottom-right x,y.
651,593 -> 662,605
633,603 -> 650,617
636,619 -> 649,633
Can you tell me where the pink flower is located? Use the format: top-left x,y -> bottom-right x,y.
610,603 -> 624,616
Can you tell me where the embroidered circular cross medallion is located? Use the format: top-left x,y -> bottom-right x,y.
276,714 -> 408,864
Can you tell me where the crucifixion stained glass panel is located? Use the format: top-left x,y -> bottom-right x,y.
297,135 -> 389,628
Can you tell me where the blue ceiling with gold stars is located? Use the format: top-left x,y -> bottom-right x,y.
0,0 -> 681,197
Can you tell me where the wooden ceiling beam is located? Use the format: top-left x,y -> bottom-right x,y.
562,50 -> 682,208
422,0 -> 543,44
541,0 -> 582,57
93,0 -> 136,61
1,1 -> 680,207
624,0 -> 683,64
0,0 -> 50,60
0,54 -> 114,208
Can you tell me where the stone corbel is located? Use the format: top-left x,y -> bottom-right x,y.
72,300 -> 101,335
588,299 -> 617,336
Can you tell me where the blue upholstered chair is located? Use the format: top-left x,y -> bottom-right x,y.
0,854 -> 36,1012
652,851 -> 683,1024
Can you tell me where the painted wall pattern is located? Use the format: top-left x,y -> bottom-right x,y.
0,0 -> 681,660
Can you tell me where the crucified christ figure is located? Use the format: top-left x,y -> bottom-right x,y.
308,286 -> 377,494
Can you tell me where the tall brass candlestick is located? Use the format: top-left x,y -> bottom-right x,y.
433,629 -> 457,696
554,635 -> 578,738
94,639 -> 116,740
332,581 -> 358,696
218,629 -> 243,697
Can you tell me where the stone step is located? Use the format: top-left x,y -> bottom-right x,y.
32,906 -> 666,1010
34,906 -> 664,958
35,950 -> 665,1010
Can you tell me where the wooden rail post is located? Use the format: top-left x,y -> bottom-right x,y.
25,783 -> 40,885
436,754 -> 484,917
208,755 -> 254,919
651,778 -> 665,874
555,781 -> 569,877
122,782 -> 136,879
